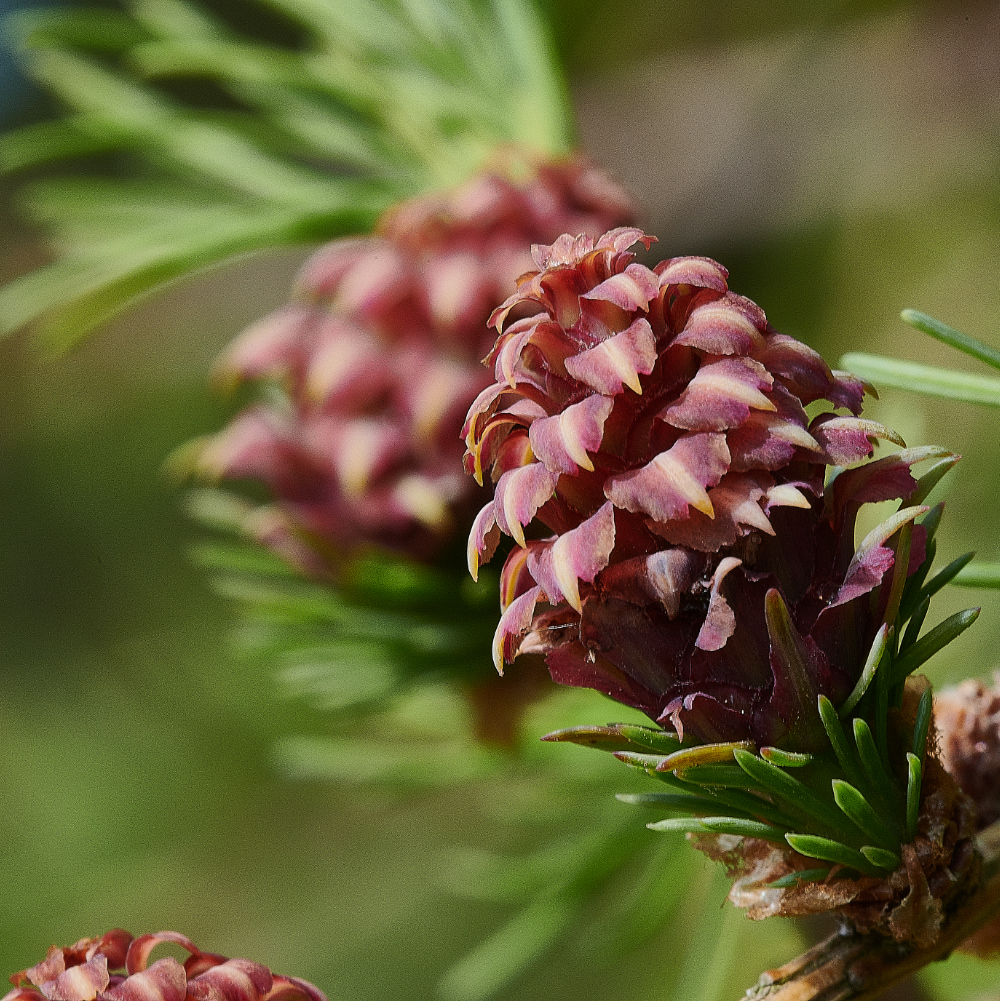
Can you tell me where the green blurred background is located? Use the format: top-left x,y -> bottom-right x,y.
1,1 -> 999,998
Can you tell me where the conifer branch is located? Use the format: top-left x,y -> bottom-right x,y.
741,819 -> 1000,1001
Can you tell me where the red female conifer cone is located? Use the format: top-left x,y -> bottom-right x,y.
196,157 -> 633,575
3,930 -> 326,1001
464,227 -> 926,751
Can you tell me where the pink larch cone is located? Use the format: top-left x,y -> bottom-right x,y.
464,226 -> 925,751
463,226 -> 985,943
196,157 -> 633,574
3,930 -> 325,1001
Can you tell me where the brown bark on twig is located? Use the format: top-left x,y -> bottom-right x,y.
740,820 -> 1000,1001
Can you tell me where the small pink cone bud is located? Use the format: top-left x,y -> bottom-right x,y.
4,932 -> 325,1001
198,157 -> 634,572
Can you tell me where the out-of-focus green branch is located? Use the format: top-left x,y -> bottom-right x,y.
0,0 -> 573,349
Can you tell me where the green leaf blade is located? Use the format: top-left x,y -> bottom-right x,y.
733,749 -> 855,842
831,779 -> 898,849
841,353 -> 1000,408
616,792 -> 747,816
901,309 -> 1000,373
0,197 -> 383,347
900,596 -> 930,651
784,834 -> 881,876
648,817 -> 787,842
818,695 -> 869,793
852,718 -> 903,814
913,686 -> 933,763
839,623 -> 889,718
954,562 -> 1000,588
919,552 -> 975,603
541,725 -> 676,755
860,846 -> 901,870
906,752 -> 922,841
760,747 -> 814,767
769,868 -> 831,888
891,607 -> 981,684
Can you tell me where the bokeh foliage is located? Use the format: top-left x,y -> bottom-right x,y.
2,1 -> 1000,1000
